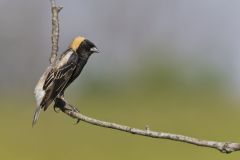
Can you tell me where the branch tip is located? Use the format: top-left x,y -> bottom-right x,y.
50,0 -> 62,64
58,6 -> 63,11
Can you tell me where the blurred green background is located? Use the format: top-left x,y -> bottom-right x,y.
1,0 -> 240,159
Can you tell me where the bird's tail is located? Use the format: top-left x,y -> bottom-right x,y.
32,106 -> 42,127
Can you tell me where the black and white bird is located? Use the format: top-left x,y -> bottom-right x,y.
33,36 -> 99,126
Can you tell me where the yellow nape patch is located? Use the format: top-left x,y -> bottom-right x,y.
70,36 -> 85,51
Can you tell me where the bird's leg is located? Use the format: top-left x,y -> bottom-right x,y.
63,99 -> 81,124
53,95 -> 64,113
54,96 -> 66,112
53,103 -> 61,113
54,96 -> 81,124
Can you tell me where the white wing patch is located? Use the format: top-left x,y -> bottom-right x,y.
57,51 -> 74,68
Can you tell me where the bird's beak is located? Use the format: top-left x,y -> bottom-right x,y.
90,47 -> 100,53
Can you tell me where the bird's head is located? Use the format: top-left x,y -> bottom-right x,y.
70,36 -> 99,58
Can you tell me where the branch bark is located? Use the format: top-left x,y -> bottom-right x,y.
49,0 -> 240,154
50,0 -> 62,64
54,98 -> 240,154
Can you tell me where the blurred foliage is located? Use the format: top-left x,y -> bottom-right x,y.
1,50 -> 240,160
0,89 -> 240,160
79,48 -> 227,99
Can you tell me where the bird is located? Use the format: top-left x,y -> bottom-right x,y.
32,36 -> 99,126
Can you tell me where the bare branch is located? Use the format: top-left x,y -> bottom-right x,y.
54,98 -> 240,154
49,0 -> 240,154
50,0 -> 63,64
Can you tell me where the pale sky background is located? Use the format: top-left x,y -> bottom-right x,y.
0,0 -> 240,93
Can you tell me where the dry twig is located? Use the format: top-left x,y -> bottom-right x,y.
50,0 -> 62,64
54,98 -> 240,154
49,0 -> 240,154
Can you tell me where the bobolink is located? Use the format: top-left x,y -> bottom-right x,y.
33,36 -> 99,126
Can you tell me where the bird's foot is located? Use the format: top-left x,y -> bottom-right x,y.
68,104 -> 81,124
54,98 -> 80,124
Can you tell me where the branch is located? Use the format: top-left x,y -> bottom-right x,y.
54,98 -> 240,154
50,0 -> 62,64
49,0 -> 240,154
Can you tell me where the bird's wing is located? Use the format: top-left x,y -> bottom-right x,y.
32,62 -> 76,126
33,50 -> 78,126
40,51 -> 78,110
